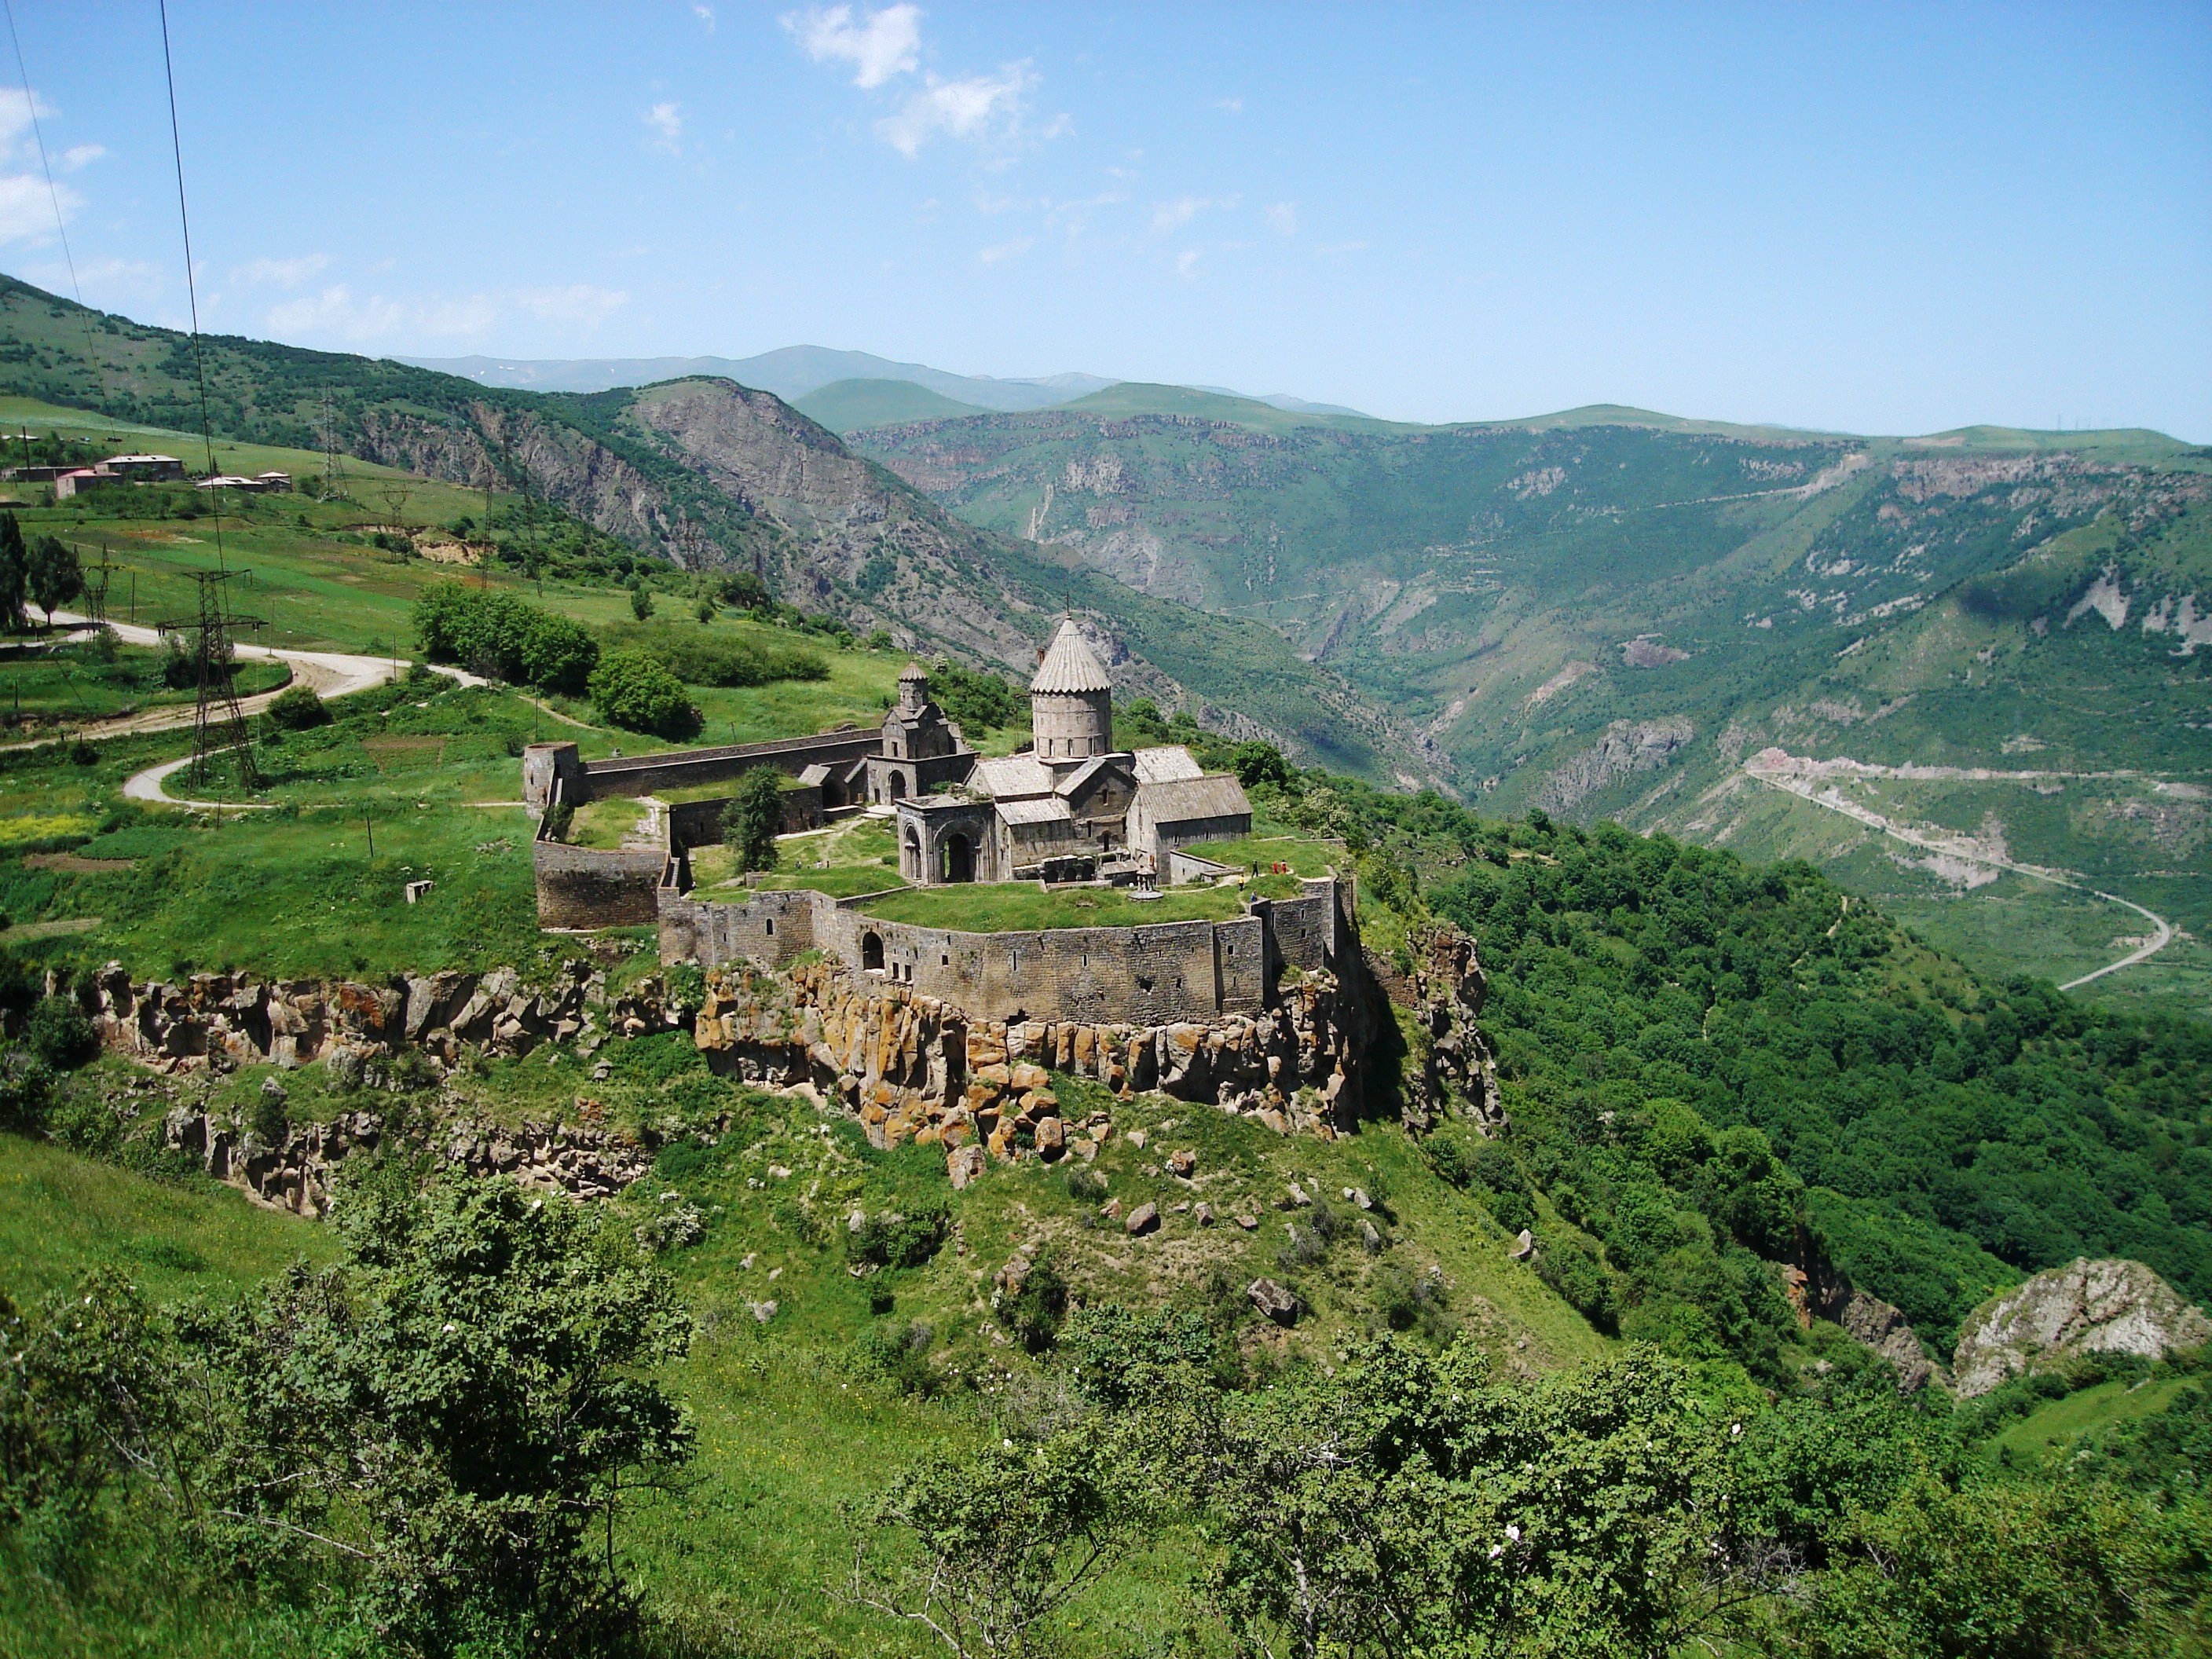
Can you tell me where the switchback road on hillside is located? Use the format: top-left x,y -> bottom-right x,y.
1741,746 -> 2176,993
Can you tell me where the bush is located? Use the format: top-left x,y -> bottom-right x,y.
602,621 -> 828,688
67,738 -> 97,767
264,683 -> 329,730
0,1042 -> 55,1132
1536,1234 -> 1621,1333
1064,1164 -> 1108,1203
588,646 -> 695,735
846,1198 -> 950,1270
1000,1254 -> 1068,1352
23,996 -> 97,1071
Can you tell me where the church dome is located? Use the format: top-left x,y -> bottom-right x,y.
1030,620 -> 1113,694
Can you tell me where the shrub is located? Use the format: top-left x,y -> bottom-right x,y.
1064,1164 -> 1108,1203
602,621 -> 828,688
1536,1234 -> 1621,1333
265,683 -> 329,730
861,1320 -> 939,1397
23,996 -> 97,1071
846,1197 -> 950,1270
67,738 -> 97,767
0,1042 -> 54,1132
1000,1254 -> 1068,1352
588,646 -> 695,735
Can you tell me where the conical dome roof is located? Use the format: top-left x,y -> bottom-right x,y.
899,660 -> 929,681
1030,619 -> 1112,694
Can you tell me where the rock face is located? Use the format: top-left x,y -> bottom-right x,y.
82,958 -> 665,1074
1371,925 -> 1506,1137
689,957 -> 1375,1163
163,1104 -> 654,1219
1953,1258 -> 2212,1397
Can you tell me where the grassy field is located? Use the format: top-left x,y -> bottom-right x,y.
859,879 -> 1248,932
0,1125 -> 337,1306
567,795 -> 650,849
0,640 -> 289,731
1983,1375 -> 2192,1470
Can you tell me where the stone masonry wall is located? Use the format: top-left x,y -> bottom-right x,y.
657,876 -> 1352,1027
533,837 -> 668,928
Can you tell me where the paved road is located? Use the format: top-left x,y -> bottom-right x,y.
1742,747 -> 2175,993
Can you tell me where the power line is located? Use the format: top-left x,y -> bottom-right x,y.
2,0 -> 82,307
156,0 -> 226,573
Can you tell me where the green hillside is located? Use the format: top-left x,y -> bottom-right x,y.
1060,379 -> 1413,434
793,376 -> 988,429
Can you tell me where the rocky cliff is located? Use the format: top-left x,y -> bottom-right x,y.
1952,1257 -> 2212,1397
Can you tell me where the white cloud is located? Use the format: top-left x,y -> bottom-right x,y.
644,101 -> 683,153
978,236 -> 1032,265
877,65 -> 1033,157
1266,201 -> 1298,236
694,4 -> 716,30
786,4 -> 921,90
1214,97 -> 1243,112
233,253 -> 329,287
0,172 -> 75,245
1175,250 -> 1201,280
0,87 -> 50,149
22,255 -> 163,309
58,144 -> 102,172
1152,194 -> 1236,233
515,284 -> 630,327
264,281 -> 627,345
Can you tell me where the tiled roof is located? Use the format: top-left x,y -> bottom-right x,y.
1136,773 -> 1252,823
1029,619 -> 1113,694
998,796 -> 1074,827
1133,745 -> 1203,783
970,754 -> 1055,799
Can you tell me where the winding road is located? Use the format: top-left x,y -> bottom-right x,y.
1741,747 -> 2176,992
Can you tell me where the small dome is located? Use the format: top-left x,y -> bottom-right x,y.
1029,620 -> 1112,695
899,661 -> 929,681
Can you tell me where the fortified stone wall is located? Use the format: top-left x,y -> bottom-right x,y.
657,876 -> 1352,1027
563,729 -> 882,805
533,834 -> 667,928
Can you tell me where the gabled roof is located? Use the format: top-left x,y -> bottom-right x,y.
998,796 -> 1074,827
1052,752 -> 1131,801
1030,619 -> 1113,695
970,754 -> 1056,800
1133,744 -> 1203,784
1135,773 -> 1253,824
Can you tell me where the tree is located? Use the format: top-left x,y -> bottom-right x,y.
588,646 -> 694,735
850,1430 -> 1139,1657
412,581 -> 598,694
629,580 -> 654,622
1230,739 -> 1294,790
26,536 -> 81,628
721,767 -> 784,872
0,511 -> 27,631
719,570 -> 769,610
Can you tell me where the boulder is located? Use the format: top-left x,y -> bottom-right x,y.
1125,1202 -> 1160,1236
1839,1291 -> 1936,1393
1953,1257 -> 2212,1397
1509,1228 -> 1535,1262
1167,1148 -> 1197,1178
1248,1277 -> 1298,1324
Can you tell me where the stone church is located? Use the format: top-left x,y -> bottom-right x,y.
893,619 -> 1253,887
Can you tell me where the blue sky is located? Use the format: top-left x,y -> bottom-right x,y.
4,2 -> 2208,437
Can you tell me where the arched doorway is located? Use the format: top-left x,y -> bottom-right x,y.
888,770 -> 910,802
942,832 -> 974,884
903,826 -> 922,882
862,932 -> 884,972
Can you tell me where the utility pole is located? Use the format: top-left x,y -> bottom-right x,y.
157,569 -> 263,790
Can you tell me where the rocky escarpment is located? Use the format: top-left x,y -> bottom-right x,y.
691,956 -> 1377,1166
162,1093 -> 657,1220
1370,925 -> 1506,1137
1952,1257 -> 2212,1397
1783,1240 -> 1939,1392
82,958 -> 683,1073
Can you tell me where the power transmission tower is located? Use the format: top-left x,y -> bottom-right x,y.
84,541 -> 114,624
159,569 -> 262,790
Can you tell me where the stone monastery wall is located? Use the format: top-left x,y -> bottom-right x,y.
657,879 -> 1350,1027
533,837 -> 668,929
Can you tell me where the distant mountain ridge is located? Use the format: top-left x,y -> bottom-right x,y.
398,346 -> 1112,411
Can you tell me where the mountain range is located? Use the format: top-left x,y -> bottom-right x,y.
5,273 -> 2207,1016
